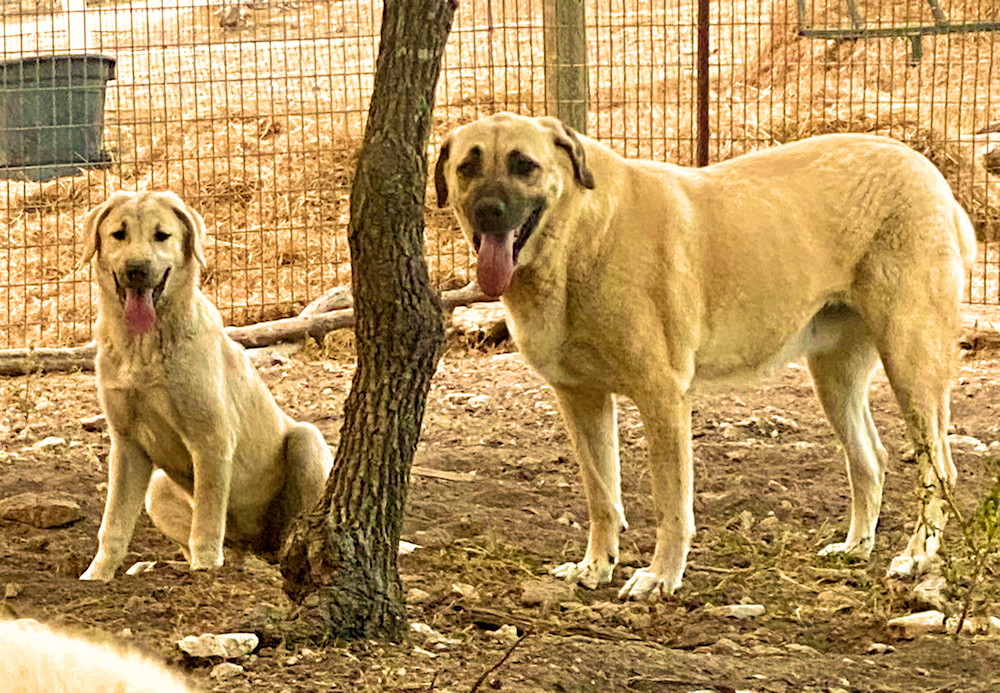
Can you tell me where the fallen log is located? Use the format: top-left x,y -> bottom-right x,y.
0,344 -> 98,377
0,283 -> 496,375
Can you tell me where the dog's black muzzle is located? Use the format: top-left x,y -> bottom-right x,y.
469,186 -> 546,258
122,260 -> 154,292
114,260 -> 170,305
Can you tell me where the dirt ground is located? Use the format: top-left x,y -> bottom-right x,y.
1,334 -> 998,693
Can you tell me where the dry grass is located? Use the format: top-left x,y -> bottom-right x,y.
1,0 -> 997,348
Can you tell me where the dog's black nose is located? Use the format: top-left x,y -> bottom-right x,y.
473,198 -> 507,235
122,260 -> 153,291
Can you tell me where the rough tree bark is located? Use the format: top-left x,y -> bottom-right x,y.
279,0 -> 456,640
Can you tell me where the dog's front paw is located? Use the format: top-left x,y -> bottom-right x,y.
190,551 -> 224,571
80,562 -> 116,582
818,538 -> 873,560
617,567 -> 681,601
551,557 -> 614,590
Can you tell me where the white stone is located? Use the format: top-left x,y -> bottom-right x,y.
887,611 -> 947,638
706,604 -> 765,619
177,633 -> 258,659
210,662 -> 245,680
866,642 -> 895,654
492,624 -> 521,645
32,436 -> 66,450
398,540 -> 422,555
451,582 -> 479,600
948,434 -> 988,453
125,561 -> 157,576
786,643 -> 821,656
405,588 -> 432,604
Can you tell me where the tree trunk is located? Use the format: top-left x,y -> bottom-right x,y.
279,0 -> 455,641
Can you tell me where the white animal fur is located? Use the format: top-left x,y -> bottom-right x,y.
79,191 -> 333,581
435,113 -> 976,601
0,618 -> 196,693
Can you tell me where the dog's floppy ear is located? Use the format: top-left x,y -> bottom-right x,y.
78,191 -> 131,269
434,138 -> 451,208
540,118 -> 596,190
159,192 -> 207,270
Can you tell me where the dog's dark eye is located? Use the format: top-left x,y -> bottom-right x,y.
111,227 -> 126,241
154,228 -> 170,242
508,151 -> 539,177
457,146 -> 482,179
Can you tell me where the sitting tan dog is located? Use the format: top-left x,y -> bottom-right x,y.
79,191 -> 333,581
435,113 -> 975,600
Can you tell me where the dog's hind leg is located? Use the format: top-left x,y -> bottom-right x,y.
805,306 -> 888,560
855,249 -> 963,577
877,325 -> 958,578
550,386 -> 627,590
261,423 -> 333,551
145,470 -> 195,560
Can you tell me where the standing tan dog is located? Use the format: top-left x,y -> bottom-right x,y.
79,191 -> 333,581
435,113 -> 975,600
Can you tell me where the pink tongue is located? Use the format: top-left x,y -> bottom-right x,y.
124,291 -> 156,335
476,233 -> 515,298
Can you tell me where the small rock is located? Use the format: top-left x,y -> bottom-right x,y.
866,642 -> 895,655
177,633 -> 259,659
4,582 -> 23,599
492,624 -> 521,645
210,662 -> 245,680
32,436 -> 66,451
410,622 -> 461,648
451,582 -> 479,601
80,415 -> 107,432
948,434 -> 988,453
0,492 -> 83,528
125,561 -> 157,576
706,604 -> 765,619
465,394 -> 491,411
751,644 -> 785,655
912,573 -> 949,611
887,611 -> 947,638
399,540 -> 422,555
406,588 -> 432,605
520,579 -> 578,608
706,637 -> 745,655
245,348 -> 292,368
786,643 -> 821,656
451,303 -> 509,344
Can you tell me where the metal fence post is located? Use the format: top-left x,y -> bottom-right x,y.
696,0 -> 710,167
543,0 -> 588,133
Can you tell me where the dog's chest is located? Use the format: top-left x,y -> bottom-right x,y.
505,301 -> 620,391
102,384 -> 193,473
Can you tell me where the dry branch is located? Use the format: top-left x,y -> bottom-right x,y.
0,283 -> 495,375
0,345 -> 98,376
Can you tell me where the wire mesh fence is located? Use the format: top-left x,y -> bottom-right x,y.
1,0 -> 997,349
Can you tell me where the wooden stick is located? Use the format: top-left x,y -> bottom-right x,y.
0,283 -> 497,375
